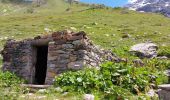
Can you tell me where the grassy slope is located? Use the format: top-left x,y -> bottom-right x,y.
0,1 -> 170,58
0,1 -> 170,99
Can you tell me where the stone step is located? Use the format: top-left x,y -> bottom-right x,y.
158,84 -> 170,100
21,84 -> 52,89
158,84 -> 170,91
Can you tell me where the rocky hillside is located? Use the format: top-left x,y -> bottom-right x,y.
126,0 -> 170,17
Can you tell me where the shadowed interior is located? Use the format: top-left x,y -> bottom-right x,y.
34,45 -> 48,85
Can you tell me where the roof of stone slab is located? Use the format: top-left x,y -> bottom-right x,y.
4,30 -> 90,46
34,30 -> 88,41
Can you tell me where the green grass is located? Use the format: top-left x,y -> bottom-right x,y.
0,2 -> 170,57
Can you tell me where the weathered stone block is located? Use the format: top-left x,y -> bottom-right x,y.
48,64 -> 56,68
62,44 -> 73,49
46,71 -> 56,78
69,55 -> 77,62
68,61 -> 85,70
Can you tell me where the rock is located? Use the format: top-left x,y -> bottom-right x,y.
158,84 -> 170,100
147,89 -> 156,97
55,50 -> 66,54
62,92 -> 68,96
37,89 -> 47,93
150,83 -> 156,89
36,96 -> 46,99
83,94 -> 94,100
72,40 -> 82,46
156,56 -> 168,60
68,61 -> 84,70
130,43 -> 158,58
104,50 -> 121,62
133,59 -> 144,67
120,58 -> 128,63
73,40 -> 84,49
62,44 -> 73,49
27,93 -> 34,96
69,55 -> 77,61
55,87 -> 63,92
165,70 -> 170,77
122,34 -> 131,38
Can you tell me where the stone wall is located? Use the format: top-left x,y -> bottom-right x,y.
1,30 -> 120,84
1,40 -> 33,82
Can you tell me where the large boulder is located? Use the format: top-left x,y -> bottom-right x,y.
130,43 -> 158,58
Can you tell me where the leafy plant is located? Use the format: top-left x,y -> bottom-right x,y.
100,62 -> 151,94
54,61 -> 167,99
0,71 -> 25,100
0,71 -> 22,87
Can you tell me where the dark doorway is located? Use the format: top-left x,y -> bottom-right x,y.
34,45 -> 48,85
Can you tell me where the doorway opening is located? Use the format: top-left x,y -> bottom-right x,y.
34,45 -> 48,85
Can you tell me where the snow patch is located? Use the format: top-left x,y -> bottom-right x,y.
128,0 -> 138,3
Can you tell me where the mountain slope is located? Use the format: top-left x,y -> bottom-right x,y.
126,0 -> 170,17
0,0 -> 170,57
0,7 -> 170,57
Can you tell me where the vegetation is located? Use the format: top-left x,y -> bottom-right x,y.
0,0 -> 170,99
0,71 -> 25,100
54,61 -> 169,99
1,0 -> 24,3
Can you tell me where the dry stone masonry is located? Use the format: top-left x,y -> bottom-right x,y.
1,30 -> 120,84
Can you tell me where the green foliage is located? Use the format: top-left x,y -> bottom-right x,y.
54,66 -> 133,99
54,62 -> 167,99
0,71 -> 24,100
100,62 -> 149,93
55,68 -> 99,93
0,71 -> 22,87
1,0 -> 23,3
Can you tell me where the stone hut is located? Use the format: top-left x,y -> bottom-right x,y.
1,30 -> 119,85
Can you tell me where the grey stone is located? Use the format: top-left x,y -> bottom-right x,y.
158,84 -> 170,90
37,89 -> 47,93
90,62 -> 97,67
156,56 -> 168,60
72,40 -> 82,46
69,55 -> 77,62
49,64 -> 55,68
62,44 -> 73,49
48,56 -> 57,61
147,89 -> 156,97
68,61 -> 84,70
158,84 -> 170,100
130,43 -> 158,58
83,94 -> 94,100
55,50 -> 66,54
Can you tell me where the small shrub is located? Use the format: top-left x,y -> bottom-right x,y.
0,71 -> 23,87
0,71 -> 25,100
